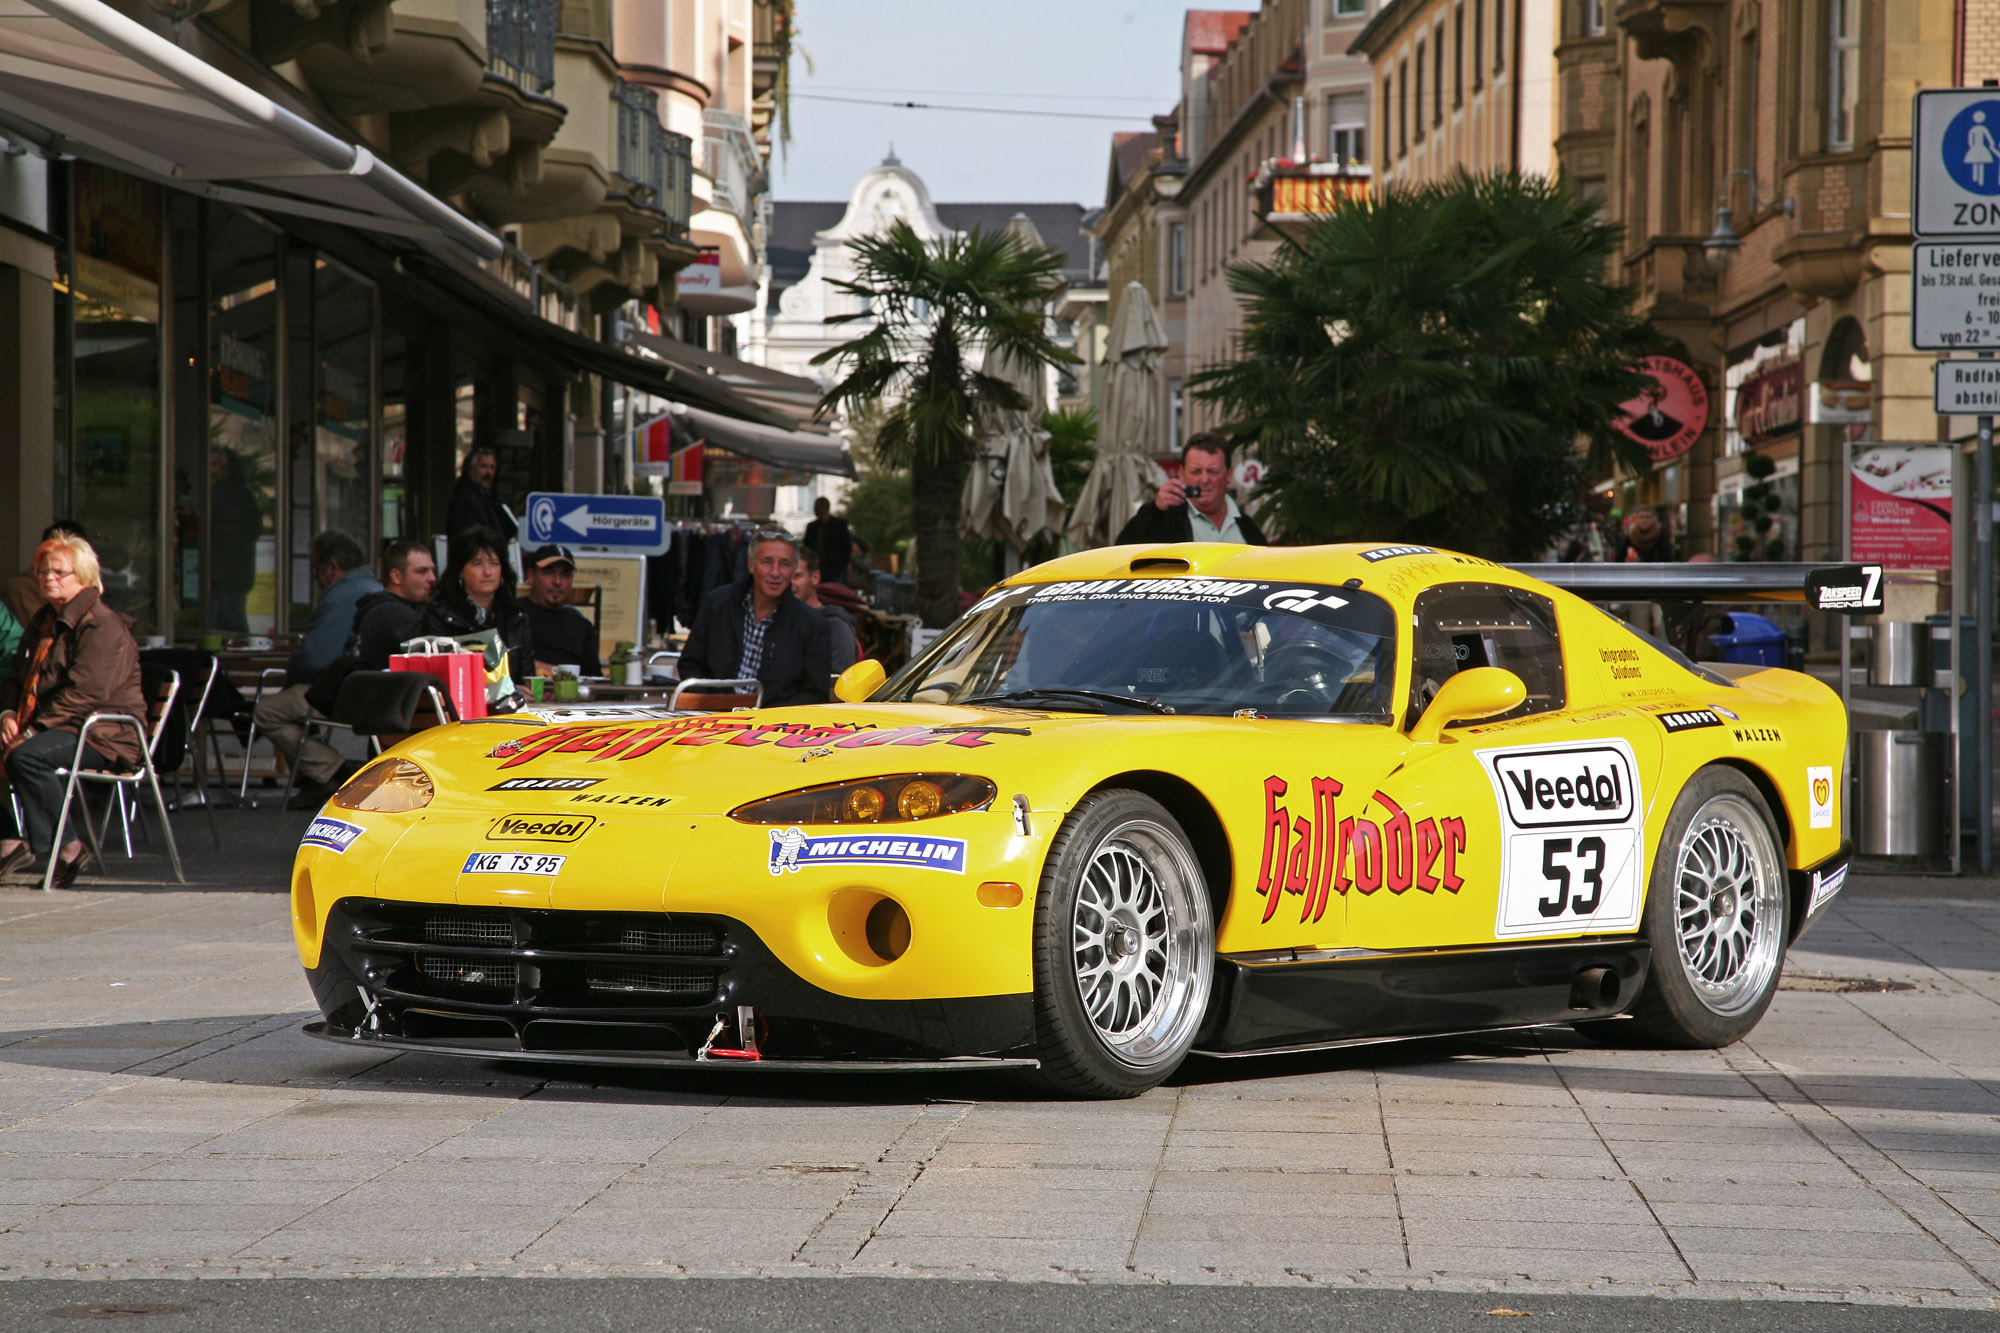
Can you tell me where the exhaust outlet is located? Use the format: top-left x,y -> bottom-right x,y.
1570,966 -> 1619,1011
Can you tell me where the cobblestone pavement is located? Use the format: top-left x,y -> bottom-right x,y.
0,814 -> 1994,1309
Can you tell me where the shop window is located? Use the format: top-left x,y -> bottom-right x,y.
1406,584 -> 1566,731
207,207 -> 282,637
381,330 -> 410,543
68,163 -> 164,634
314,257 -> 376,555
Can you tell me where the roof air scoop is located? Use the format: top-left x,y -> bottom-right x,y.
1128,556 -> 1192,575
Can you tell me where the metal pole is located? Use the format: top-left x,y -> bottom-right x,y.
1979,377 -> 1993,874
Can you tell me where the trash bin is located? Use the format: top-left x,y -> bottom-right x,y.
1855,729 -> 1946,858
1709,611 -> 1788,667
1868,622 -> 1930,687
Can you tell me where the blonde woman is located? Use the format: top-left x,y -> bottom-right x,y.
0,535 -> 145,887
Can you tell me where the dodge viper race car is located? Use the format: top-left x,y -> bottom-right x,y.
292,543 -> 1853,1097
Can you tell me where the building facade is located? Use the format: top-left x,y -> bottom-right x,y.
0,0 -> 789,638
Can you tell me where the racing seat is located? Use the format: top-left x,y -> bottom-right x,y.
671,678 -> 764,712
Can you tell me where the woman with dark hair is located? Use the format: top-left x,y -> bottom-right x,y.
422,526 -> 535,689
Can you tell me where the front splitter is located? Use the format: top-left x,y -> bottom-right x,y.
302,1022 -> 1040,1073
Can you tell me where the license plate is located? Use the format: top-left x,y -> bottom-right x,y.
461,851 -> 567,876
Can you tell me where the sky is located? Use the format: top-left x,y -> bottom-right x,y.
769,0 -> 1202,207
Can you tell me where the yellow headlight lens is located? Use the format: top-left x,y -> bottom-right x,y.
327,758 -> 434,813
729,774 -> 997,825
897,780 -> 942,820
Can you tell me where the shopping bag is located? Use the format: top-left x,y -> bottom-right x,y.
391,636 -> 487,720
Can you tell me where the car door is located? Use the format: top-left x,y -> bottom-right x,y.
1345,582 -> 1655,952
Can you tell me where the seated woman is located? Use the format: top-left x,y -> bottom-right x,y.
422,526 -> 535,703
0,535 -> 146,887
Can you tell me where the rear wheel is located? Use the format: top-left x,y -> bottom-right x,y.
1025,790 -> 1214,1098
1589,767 -> 1788,1047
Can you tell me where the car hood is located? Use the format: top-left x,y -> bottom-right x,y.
391,702 -> 1406,819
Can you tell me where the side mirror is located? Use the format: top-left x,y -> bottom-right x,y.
1410,667 -> 1526,744
834,659 -> 887,704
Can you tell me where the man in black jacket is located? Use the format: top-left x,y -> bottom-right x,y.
1114,432 -> 1270,547
447,447 -> 518,546
353,540 -> 438,669
679,532 -> 831,708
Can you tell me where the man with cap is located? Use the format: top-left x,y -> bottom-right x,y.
517,544 -> 601,676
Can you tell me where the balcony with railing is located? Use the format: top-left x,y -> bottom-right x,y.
702,108 -> 763,222
486,0 -> 559,95
615,80 -> 665,208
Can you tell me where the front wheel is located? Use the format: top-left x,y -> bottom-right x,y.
1025,790 -> 1215,1098
1601,767 -> 1789,1047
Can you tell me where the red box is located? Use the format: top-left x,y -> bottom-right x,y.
390,650 -> 487,721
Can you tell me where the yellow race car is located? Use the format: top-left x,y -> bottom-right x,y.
292,543 -> 1853,1097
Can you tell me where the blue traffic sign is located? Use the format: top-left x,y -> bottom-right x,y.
1942,99 -> 2000,197
523,492 -> 669,555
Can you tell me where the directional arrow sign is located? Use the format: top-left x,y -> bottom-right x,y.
523,492 -> 669,555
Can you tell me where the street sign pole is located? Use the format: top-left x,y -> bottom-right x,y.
1980,350 -> 1994,873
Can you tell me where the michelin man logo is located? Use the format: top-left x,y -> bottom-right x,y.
769,826 -> 811,874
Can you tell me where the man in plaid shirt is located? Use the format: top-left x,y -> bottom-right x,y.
679,531 -> 834,707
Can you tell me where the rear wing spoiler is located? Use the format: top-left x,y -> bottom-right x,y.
1511,562 -> 1884,615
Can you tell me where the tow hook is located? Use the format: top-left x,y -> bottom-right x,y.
701,1004 -> 764,1061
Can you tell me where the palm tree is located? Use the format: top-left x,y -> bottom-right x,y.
1194,171 -> 1663,559
816,221 -> 1075,627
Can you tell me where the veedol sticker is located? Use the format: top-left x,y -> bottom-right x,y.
1477,740 -> 1646,940
1808,765 -> 1835,829
486,813 -> 594,843
766,827 -> 968,875
300,817 -> 364,855
461,852 -> 567,876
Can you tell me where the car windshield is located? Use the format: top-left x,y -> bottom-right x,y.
878,576 -> 1398,720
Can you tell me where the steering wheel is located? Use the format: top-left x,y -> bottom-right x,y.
1258,639 -> 1364,712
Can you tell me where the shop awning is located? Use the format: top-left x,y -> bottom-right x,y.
540,321 -> 801,430
0,0 -> 501,259
675,403 -> 855,478
630,331 -> 826,428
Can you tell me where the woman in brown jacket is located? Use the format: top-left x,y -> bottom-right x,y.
0,535 -> 146,887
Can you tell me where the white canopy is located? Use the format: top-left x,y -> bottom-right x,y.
961,213 -> 1066,553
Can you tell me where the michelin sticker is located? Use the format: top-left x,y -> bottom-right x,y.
1476,740 -> 1646,940
1810,861 -> 1848,913
767,827 -> 968,875
300,816 -> 364,855
1807,765 -> 1835,829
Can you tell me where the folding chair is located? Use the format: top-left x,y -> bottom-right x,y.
670,678 -> 764,711
138,648 -> 225,845
40,665 -> 187,891
278,670 -> 455,808
236,666 -> 292,807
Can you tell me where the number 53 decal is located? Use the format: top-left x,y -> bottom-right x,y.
1478,741 -> 1647,940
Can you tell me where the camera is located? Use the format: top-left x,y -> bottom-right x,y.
1182,484 -> 1203,500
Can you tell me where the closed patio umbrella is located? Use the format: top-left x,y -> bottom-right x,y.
1068,280 -> 1168,547
962,215 -> 1067,553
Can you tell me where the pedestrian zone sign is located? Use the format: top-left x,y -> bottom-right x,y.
1915,90 -> 2000,236
523,492 -> 669,555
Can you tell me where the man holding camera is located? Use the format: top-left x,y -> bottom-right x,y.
1114,432 -> 1269,547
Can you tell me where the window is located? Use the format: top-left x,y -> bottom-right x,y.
1168,378 -> 1184,447
1405,585 -> 1566,731
1494,0 -> 1505,72
1329,0 -> 1365,17
1383,72 -> 1396,160
1473,0 -> 1485,92
1453,4 -> 1464,108
1434,24 -> 1445,126
1400,57 -> 1411,153
1414,44 -> 1426,142
1327,93 -> 1368,166
1734,32 -> 1759,189
1168,222 -> 1186,295
1828,0 -> 1859,150
1583,0 -> 1605,36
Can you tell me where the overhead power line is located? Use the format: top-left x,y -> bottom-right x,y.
802,84 -> 1167,105
793,93 -> 1154,123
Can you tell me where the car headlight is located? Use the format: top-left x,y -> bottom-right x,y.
328,757 -> 434,813
729,774 -> 996,825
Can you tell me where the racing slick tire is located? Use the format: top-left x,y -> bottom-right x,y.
1583,766 -> 1788,1049
1024,789 -> 1215,1098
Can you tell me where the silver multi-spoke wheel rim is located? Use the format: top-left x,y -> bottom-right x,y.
1672,794 -> 1784,1016
1069,818 -> 1211,1068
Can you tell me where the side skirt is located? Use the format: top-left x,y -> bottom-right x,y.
1197,938 -> 1652,1056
